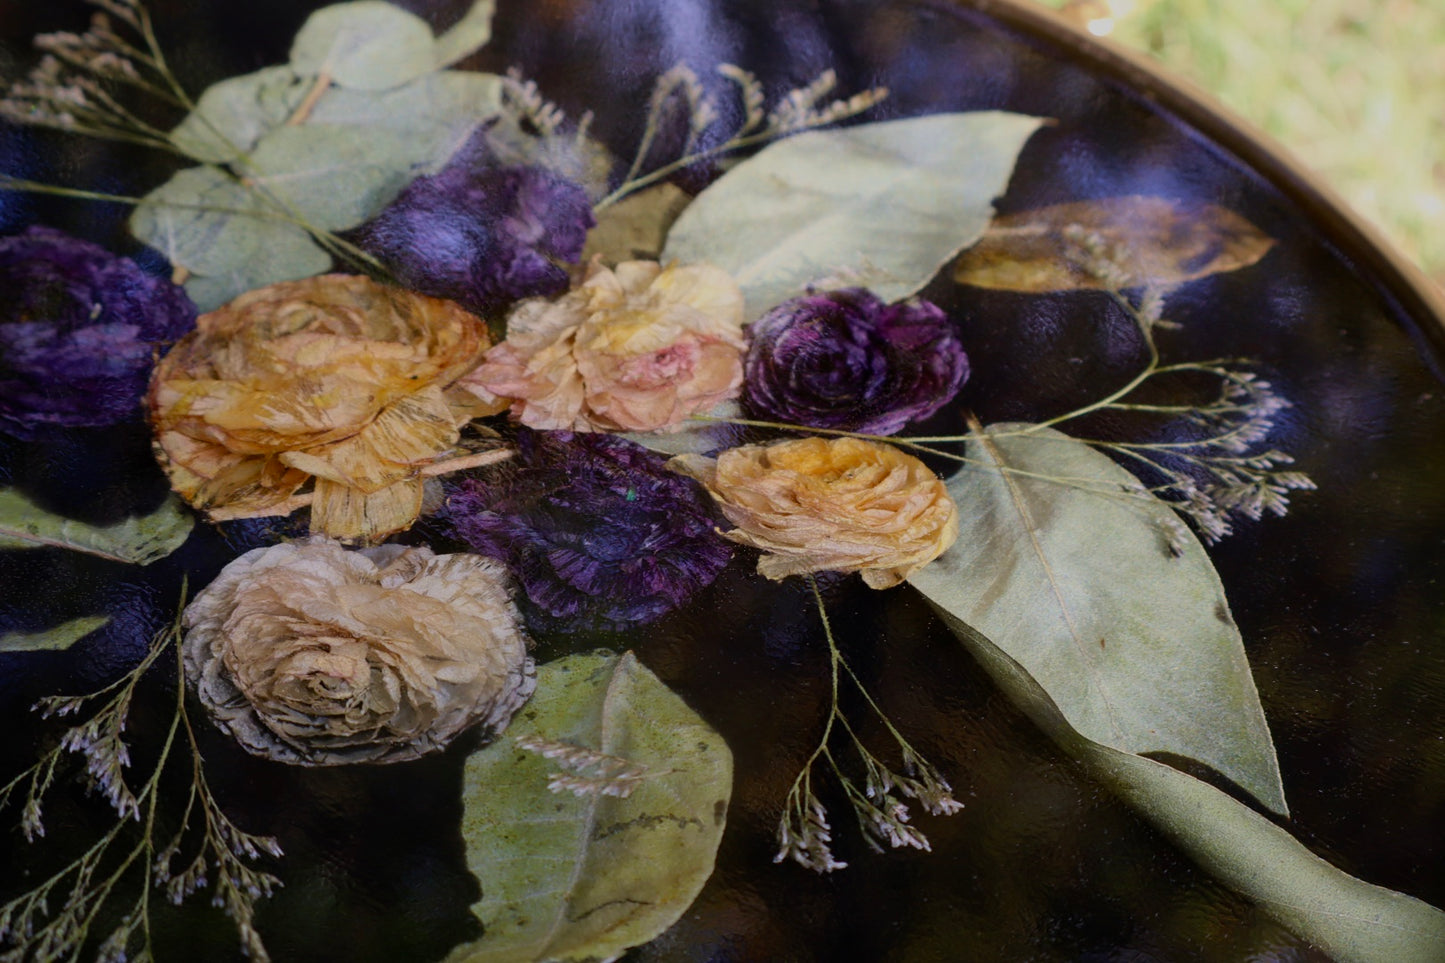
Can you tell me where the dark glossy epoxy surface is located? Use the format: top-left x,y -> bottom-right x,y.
1,1 -> 1442,960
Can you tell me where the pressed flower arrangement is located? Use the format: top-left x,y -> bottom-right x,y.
2,1 -> 1445,962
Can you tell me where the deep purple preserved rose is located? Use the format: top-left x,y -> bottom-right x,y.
742,288 -> 969,435
0,226 -> 196,439
447,429 -> 731,633
351,164 -> 595,315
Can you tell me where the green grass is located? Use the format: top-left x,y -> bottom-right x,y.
1041,0 -> 1445,285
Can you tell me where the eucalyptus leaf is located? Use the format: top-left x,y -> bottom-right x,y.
905,423 -> 1286,814
915,609 -> 1445,963
241,124 -> 421,231
289,0 -> 436,91
0,616 -> 111,653
167,66 -> 310,163
432,0 -> 497,68
129,166 -> 331,311
621,400 -> 745,457
0,489 -> 193,565
450,651 -> 732,963
661,111 -> 1044,319
583,183 -> 692,264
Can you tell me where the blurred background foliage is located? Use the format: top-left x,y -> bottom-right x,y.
1041,0 -> 1445,288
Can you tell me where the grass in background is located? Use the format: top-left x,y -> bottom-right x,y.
1043,0 -> 1445,285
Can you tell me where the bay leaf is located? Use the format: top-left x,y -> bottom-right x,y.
0,616 -> 111,653
288,0 -> 436,91
0,489 -> 193,565
450,651 -> 732,963
918,610 -> 1445,963
167,66 -> 311,164
582,183 -> 692,264
433,0 -> 497,68
905,423 -> 1286,814
661,111 -> 1045,319
952,195 -> 1276,291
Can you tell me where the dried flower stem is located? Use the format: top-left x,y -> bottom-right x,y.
0,586 -> 282,963
775,577 -> 962,872
596,64 -> 887,211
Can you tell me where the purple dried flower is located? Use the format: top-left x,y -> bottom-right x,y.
447,429 -> 731,633
0,226 -> 196,439
352,164 -> 595,315
742,288 -> 969,436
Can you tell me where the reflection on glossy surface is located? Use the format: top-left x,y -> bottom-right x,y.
1,1 -> 1443,960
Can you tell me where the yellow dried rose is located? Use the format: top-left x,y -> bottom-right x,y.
148,274 -> 504,542
458,257 -> 747,432
183,537 -> 535,767
670,437 -> 958,589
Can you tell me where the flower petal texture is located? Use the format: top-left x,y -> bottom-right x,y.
447,429 -> 732,632
351,164 -> 595,316
670,436 -> 958,589
183,537 -> 535,766
459,258 -> 747,432
0,226 -> 196,438
742,288 -> 968,435
148,274 -> 500,541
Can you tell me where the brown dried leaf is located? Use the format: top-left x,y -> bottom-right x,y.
952,195 -> 1275,292
582,183 -> 692,264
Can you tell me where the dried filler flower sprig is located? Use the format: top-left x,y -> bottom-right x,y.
596,64 -> 888,210
0,592 -> 282,963
774,577 -> 962,873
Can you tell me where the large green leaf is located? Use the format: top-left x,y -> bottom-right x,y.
289,1 -> 437,91
0,616 -> 111,653
661,111 -> 1044,319
450,652 -> 732,963
0,489 -> 193,565
433,0 -> 497,68
914,609 -> 1445,963
168,66 -> 311,163
907,424 -> 1286,814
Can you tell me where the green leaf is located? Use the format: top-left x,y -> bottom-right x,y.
0,616 -> 111,653
433,0 -> 497,68
0,489 -> 193,565
289,0 -> 437,91
450,651 -> 732,963
913,610 -> 1445,963
906,424 -> 1286,815
129,166 -> 331,311
241,124 -> 422,231
620,400 -> 744,457
661,111 -> 1044,319
167,66 -> 310,163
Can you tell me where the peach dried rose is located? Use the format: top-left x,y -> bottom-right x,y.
183,537 -> 535,767
147,274 -> 504,542
669,437 -> 958,589
458,257 -> 746,432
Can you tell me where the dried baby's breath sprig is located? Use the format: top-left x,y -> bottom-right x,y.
775,578 -> 963,873
0,0 -> 193,152
501,68 -> 569,138
596,63 -> 888,211
516,734 -> 655,799
0,589 -> 282,963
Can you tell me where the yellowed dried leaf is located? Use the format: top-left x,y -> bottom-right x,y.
952,195 -> 1275,292
581,183 -> 692,264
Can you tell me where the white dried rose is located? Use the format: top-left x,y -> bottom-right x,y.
183,537 -> 535,766
670,436 -> 959,589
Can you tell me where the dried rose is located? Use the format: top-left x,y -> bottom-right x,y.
0,226 -> 196,439
742,288 -> 968,436
458,258 -> 746,432
670,437 -> 958,589
447,429 -> 731,632
183,537 -> 535,766
148,274 -> 504,542
350,164 -> 595,317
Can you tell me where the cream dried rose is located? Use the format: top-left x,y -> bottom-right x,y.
148,274 -> 505,543
183,537 -> 535,766
670,437 -> 958,589
459,257 -> 746,432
